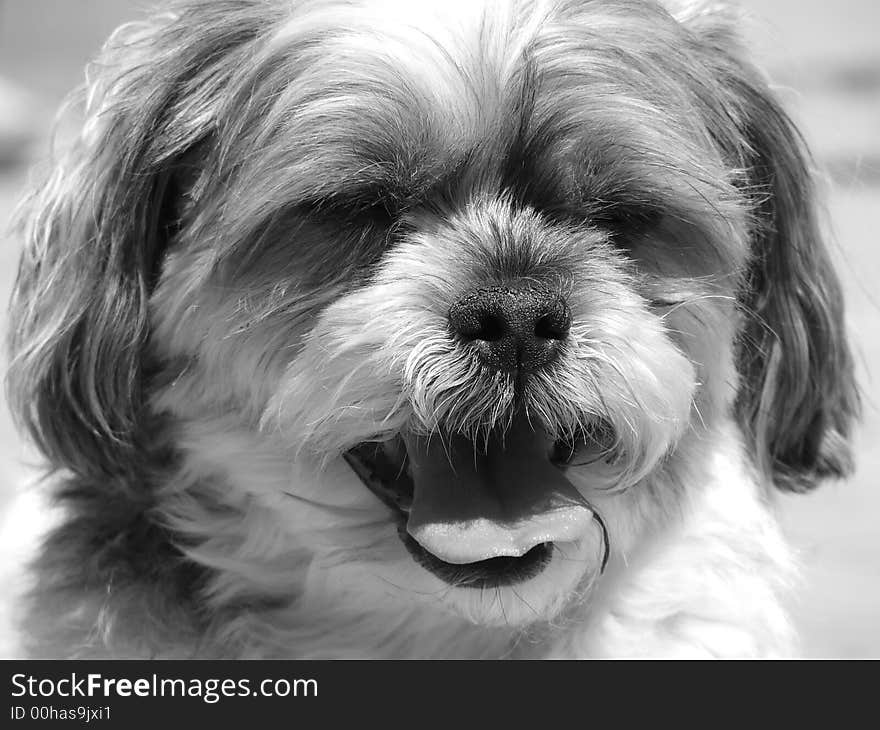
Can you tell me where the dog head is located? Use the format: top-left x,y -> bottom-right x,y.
8,0 -> 858,632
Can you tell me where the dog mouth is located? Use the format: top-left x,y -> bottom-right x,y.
344,415 -> 612,589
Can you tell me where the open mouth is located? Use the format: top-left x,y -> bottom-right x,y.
344,415 -> 612,589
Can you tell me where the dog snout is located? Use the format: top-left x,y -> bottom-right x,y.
448,285 -> 571,372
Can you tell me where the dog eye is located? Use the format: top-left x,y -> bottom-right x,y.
589,205 -> 663,250
299,195 -> 397,229
592,204 -> 662,239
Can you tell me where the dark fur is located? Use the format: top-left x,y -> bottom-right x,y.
732,83 -> 859,491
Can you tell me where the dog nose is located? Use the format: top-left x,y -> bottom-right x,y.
448,286 -> 571,372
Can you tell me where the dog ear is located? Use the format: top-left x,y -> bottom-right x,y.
6,7 -> 263,481
673,3 -> 860,492
732,83 -> 859,492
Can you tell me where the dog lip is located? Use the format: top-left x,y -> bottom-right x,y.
345,438 -> 413,515
550,419 -> 617,467
398,529 -> 555,589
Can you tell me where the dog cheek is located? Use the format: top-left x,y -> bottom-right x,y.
603,321 -> 698,485
547,286 -> 700,488
663,299 -> 741,424
260,282 -> 430,453
149,280 -> 322,427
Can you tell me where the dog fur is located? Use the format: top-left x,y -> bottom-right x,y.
4,0 -> 858,658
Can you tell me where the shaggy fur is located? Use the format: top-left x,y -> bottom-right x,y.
4,0 -> 858,658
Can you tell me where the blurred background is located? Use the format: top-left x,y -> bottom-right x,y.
0,1 -> 877,656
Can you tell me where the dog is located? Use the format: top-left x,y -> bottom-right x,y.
4,0 -> 858,658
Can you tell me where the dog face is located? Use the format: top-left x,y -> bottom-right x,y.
8,0 -> 858,634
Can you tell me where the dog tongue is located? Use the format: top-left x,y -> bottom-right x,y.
403,418 -> 593,564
